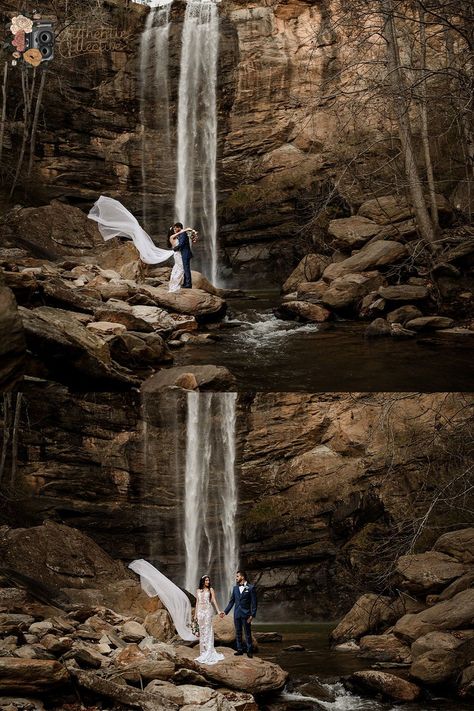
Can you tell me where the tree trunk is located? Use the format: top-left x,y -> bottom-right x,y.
380,0 -> 437,246
418,5 -> 439,229
27,67 -> 48,179
0,61 -> 8,174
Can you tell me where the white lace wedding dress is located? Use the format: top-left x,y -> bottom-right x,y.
195,589 -> 225,665
169,247 -> 184,292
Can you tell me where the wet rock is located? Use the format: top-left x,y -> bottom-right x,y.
331,594 -> 403,644
433,528 -> 474,564
41,277 -> 101,314
113,643 -> 175,682
139,285 -> 227,321
0,614 -> 34,636
437,572 -> 474,602
350,670 -> 421,702
172,645 -> 288,694
87,321 -> 127,336
365,318 -> 391,337
279,300 -> 331,322
296,280 -> 328,301
108,332 -> 171,369
39,634 -> 73,655
321,271 -> 385,310
2,272 -> 38,304
390,322 -> 416,338
0,286 -> 26,389
328,215 -> 383,249
405,316 -> 454,331
282,254 -> 330,293
437,327 -> 474,336
410,631 -> 474,684
142,365 -> 237,392
393,589 -> 474,642
460,663 -> 474,699
94,306 -> 154,333
358,193 -> 452,225
19,306 -> 137,389
323,241 -> 407,281
386,305 -> 423,324
358,634 -> 411,662
378,285 -> 428,301
395,551 -> 467,594
284,644 -> 305,651
121,620 -> 148,643
144,610 -> 174,642
0,658 -> 69,694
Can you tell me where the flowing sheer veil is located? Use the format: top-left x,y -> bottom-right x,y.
88,196 -> 174,265
129,559 -> 197,642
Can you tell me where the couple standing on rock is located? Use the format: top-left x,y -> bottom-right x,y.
129,561 -> 257,666
88,196 -> 200,293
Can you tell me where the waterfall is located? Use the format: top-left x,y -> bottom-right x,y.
184,392 -> 237,603
138,0 -> 172,230
175,0 -> 219,285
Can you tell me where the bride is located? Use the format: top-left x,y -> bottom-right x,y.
129,560 -> 224,666
88,196 -> 193,293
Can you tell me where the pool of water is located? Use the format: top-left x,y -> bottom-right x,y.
254,623 -> 471,711
175,290 -> 474,391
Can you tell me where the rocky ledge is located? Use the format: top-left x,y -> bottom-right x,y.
0,202 -> 236,391
0,521 -> 287,710
278,194 -> 474,338
330,527 -> 474,704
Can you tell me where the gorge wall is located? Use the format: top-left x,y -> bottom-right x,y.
1,385 -> 471,619
2,0 -> 466,282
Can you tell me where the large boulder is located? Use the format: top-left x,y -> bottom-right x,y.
139,286 -> 226,321
330,594 -> 403,644
358,634 -> 411,662
41,277 -> 102,314
279,300 -> 331,322
410,631 -> 474,685
2,201 -> 104,260
108,332 -> 171,369
433,528 -> 474,564
142,365 -> 237,392
328,216 -> 383,250
282,254 -> 329,293
19,306 -> 136,389
172,645 -> 288,694
393,589 -> 474,642
378,285 -> 428,301
437,572 -> 474,602
0,285 -> 25,389
358,194 -> 452,225
323,241 -> 407,281
350,670 -> 420,702
386,305 -> 423,325
395,551 -> 467,594
405,316 -> 454,331
0,522 -> 127,592
0,658 -> 69,694
321,271 -> 385,310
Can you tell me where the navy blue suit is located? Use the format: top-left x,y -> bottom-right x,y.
224,583 -> 257,653
173,232 -> 193,288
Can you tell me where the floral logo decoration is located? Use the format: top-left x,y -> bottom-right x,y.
6,12 -> 43,67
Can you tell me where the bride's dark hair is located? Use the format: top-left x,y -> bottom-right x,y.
198,575 -> 212,589
167,226 -> 175,238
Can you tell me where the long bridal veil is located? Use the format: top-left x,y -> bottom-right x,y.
88,196 -> 174,265
129,559 -> 197,642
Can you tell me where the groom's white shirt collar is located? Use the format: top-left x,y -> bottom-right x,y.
239,581 -> 248,592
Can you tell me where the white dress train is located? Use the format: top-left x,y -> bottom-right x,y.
195,589 -> 225,665
87,196 -> 180,292
128,559 -> 196,642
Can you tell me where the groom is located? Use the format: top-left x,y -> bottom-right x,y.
220,570 -> 257,658
172,222 -> 193,289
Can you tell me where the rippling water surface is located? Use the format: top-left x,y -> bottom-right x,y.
175,290 -> 474,391
255,623 -> 470,711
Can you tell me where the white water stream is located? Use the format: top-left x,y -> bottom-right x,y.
183,392 -> 237,603
175,0 -> 220,284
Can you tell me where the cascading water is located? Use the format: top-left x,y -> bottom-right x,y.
138,0 -> 172,231
175,0 -> 219,285
183,392 -> 237,603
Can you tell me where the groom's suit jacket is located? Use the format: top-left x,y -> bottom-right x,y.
174,232 -> 193,260
224,583 -> 257,619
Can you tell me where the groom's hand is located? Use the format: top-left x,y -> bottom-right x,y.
247,616 -> 253,623
219,612 -> 225,618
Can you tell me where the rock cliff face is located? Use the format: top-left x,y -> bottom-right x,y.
3,0 -> 462,282
1,386 -> 471,619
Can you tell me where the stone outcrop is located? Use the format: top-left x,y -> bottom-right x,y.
0,284 -> 25,390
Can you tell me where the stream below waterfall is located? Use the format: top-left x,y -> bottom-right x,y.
175,289 -> 474,391
255,623 -> 470,711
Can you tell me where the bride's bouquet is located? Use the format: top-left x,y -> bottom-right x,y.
190,618 -> 200,637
